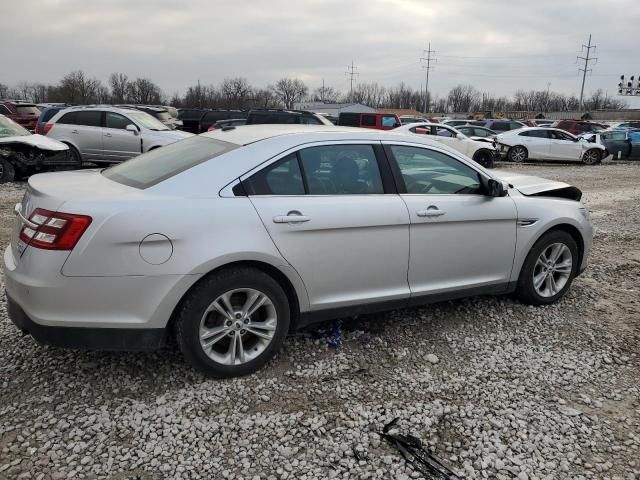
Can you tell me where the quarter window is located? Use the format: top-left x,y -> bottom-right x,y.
390,145 -> 482,195
105,112 -> 131,129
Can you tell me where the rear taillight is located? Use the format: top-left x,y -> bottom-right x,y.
208,125 -> 219,132
19,208 -> 92,250
44,123 -> 54,135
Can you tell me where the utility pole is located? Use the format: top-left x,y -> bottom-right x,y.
345,61 -> 359,101
321,79 -> 325,102
420,42 -> 436,114
577,34 -> 597,111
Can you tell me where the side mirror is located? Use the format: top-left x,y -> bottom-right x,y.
487,179 -> 507,197
126,124 -> 139,135
456,133 -> 465,140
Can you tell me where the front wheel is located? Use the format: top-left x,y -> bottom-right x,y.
508,145 -> 528,162
516,230 -> 578,305
175,267 -> 290,378
582,149 -> 601,165
473,150 -> 495,168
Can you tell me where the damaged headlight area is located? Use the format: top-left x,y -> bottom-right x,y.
0,143 -> 76,183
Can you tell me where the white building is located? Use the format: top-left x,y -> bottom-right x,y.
293,102 -> 376,117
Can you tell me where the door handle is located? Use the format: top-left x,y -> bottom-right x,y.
71,129 -> 78,134
417,206 -> 446,217
104,133 -> 112,138
273,210 -> 310,224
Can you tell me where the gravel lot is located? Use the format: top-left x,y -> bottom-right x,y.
1,162 -> 639,480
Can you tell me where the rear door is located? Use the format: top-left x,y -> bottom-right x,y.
384,142 -> 517,299
245,141 -> 411,311
53,111 -> 104,160
102,112 -> 142,162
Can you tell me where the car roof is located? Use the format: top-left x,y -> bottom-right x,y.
201,124 -> 446,146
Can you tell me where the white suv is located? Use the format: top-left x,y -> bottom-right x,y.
45,106 -> 193,164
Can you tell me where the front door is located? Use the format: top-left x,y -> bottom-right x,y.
384,142 -> 517,300
245,142 -> 411,311
549,130 -> 581,160
520,129 -> 550,159
102,112 -> 142,162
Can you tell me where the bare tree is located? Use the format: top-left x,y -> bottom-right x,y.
220,77 -> 252,109
0,83 -> 8,98
109,73 -> 130,103
312,85 -> 340,103
270,78 -> 308,109
252,88 -> 278,109
447,85 -> 481,113
58,70 -> 106,104
129,78 -> 163,104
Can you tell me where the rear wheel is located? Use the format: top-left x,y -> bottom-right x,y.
516,230 -> 578,305
0,158 -> 15,183
582,149 -> 601,165
508,146 -> 528,162
175,267 -> 290,378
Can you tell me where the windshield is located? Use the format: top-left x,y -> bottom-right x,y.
0,115 -> 30,137
15,105 -> 40,115
154,111 -> 171,121
103,136 -> 238,188
128,111 -> 170,131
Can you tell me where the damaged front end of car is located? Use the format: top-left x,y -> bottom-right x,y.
0,142 -> 75,183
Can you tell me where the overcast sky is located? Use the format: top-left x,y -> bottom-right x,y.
2,0 -> 640,106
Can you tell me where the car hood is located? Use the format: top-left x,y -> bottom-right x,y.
492,170 -> 579,197
0,133 -> 68,151
144,129 -> 193,141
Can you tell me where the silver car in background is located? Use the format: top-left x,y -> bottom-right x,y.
3,125 -> 593,377
45,106 -> 192,164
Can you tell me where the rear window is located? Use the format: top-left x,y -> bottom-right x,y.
103,136 -> 238,189
15,105 -> 40,115
178,109 -> 203,120
203,111 -> 228,122
42,109 -> 61,122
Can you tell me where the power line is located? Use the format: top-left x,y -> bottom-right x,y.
345,61 -> 359,100
420,42 -> 436,113
577,34 -> 597,110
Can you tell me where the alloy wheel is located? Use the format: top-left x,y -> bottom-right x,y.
582,150 -> 599,165
532,243 -> 573,298
510,146 -> 526,162
199,288 -> 277,365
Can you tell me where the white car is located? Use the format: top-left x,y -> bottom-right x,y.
497,127 -> 606,165
394,122 -> 497,168
0,114 -> 75,183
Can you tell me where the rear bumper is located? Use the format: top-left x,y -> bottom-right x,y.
6,294 -> 165,351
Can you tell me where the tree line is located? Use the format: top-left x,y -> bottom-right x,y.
0,70 -> 628,113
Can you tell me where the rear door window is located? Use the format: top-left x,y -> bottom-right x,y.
76,111 -> 103,127
361,115 -> 377,127
42,109 -> 60,122
103,136 -> 238,189
57,111 -> 78,124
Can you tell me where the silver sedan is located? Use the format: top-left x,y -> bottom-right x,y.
3,125 -> 593,377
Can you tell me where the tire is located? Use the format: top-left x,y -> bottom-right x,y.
473,150 -> 495,168
66,144 -> 82,167
507,145 -> 528,163
516,230 -> 579,306
582,149 -> 601,165
0,158 -> 16,183
175,267 -> 290,378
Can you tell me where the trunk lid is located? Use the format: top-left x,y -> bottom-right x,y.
11,169 -> 142,260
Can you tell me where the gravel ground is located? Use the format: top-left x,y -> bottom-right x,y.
0,162 -> 639,480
